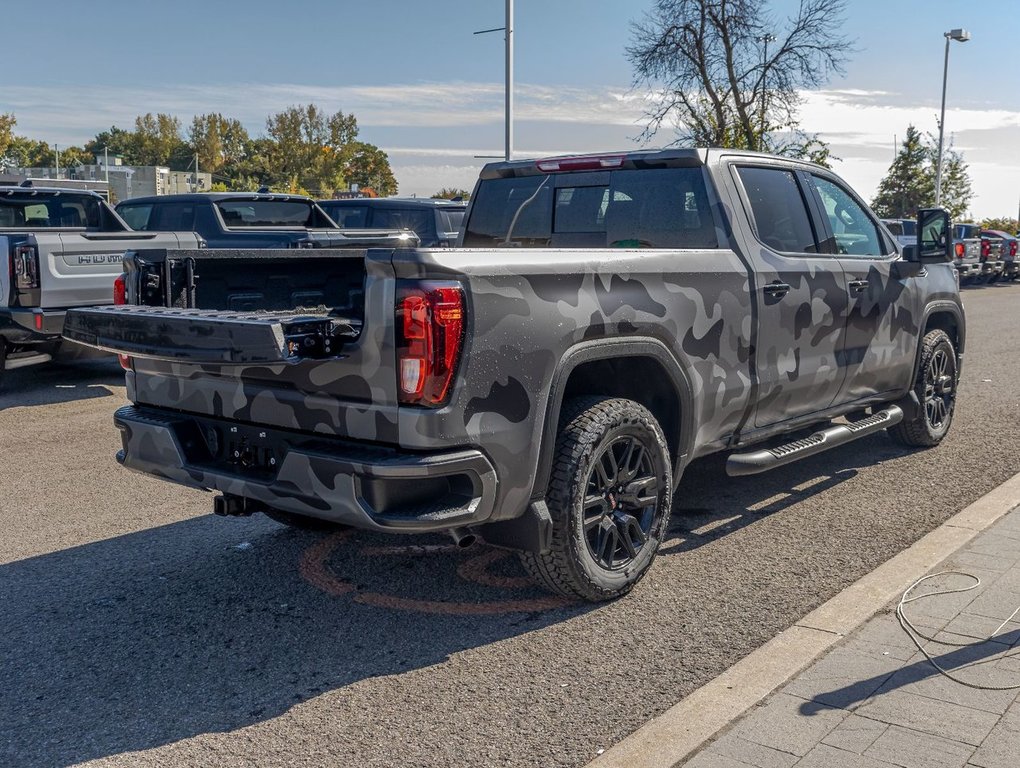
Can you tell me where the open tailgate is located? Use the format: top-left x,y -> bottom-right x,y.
63,305 -> 359,365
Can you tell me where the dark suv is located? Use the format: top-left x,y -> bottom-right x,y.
319,197 -> 466,247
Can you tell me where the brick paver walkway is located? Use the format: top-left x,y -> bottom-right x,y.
684,505 -> 1020,768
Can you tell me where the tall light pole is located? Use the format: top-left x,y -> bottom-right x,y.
474,0 -> 514,161
756,33 -> 776,152
935,28 -> 971,207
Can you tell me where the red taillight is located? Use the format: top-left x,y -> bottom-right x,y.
396,282 -> 465,406
113,274 -> 131,370
981,239 -> 990,258
113,274 -> 126,305
954,242 -> 964,259
536,154 -> 626,173
1011,241 -> 1017,257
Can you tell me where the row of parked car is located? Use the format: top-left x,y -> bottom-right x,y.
0,185 -> 466,384
883,218 -> 1019,284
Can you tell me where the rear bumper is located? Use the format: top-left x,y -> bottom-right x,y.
113,405 -> 499,532
0,308 -> 65,343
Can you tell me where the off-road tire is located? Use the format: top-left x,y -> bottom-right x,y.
889,329 -> 958,447
519,397 -> 673,602
263,508 -> 351,532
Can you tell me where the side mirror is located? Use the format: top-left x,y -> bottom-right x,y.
912,208 -> 952,262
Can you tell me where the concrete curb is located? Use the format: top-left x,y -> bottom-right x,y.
587,470 -> 1020,768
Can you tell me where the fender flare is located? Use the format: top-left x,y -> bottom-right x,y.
916,300 -> 966,368
531,337 -> 696,499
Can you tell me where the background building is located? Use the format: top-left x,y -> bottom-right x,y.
17,153 -> 211,202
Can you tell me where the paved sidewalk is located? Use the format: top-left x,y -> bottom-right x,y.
684,504 -> 1020,768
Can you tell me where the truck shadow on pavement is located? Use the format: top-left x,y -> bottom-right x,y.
1,431 -> 916,767
0,359 -> 123,411
663,431 -> 914,555
798,627 -> 1020,715
0,514 -> 592,767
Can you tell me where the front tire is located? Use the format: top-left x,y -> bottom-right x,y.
520,397 -> 673,602
889,329 -> 958,447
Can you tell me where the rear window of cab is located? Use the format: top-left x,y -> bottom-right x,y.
462,167 -> 718,249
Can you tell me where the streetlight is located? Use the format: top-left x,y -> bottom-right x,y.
935,28 -> 970,207
756,34 -> 776,152
474,0 -> 514,162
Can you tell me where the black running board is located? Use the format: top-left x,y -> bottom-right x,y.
726,406 -> 903,477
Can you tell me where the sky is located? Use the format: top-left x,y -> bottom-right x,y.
2,0 -> 1018,218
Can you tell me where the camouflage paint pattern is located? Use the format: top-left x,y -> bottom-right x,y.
75,149 -> 964,536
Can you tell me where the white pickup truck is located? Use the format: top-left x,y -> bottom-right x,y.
0,185 -> 200,385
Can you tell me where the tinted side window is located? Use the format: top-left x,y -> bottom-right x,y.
370,207 -> 434,235
117,203 -> 154,231
736,166 -> 819,254
437,209 -> 465,233
324,205 -> 368,228
810,175 -> 884,257
154,203 -> 195,231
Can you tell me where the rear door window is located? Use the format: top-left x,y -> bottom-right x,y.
437,208 -> 465,233
370,207 -> 434,235
117,204 -> 154,230
324,205 -> 369,228
736,166 -> 820,254
153,203 -> 196,231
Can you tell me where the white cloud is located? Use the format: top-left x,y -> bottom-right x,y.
4,81 -> 1018,216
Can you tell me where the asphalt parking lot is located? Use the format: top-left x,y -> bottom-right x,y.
2,282 -> 1019,768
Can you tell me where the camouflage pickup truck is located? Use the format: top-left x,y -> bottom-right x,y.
64,149 -> 964,602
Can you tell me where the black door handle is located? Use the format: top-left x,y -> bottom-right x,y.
848,279 -> 870,295
762,281 -> 791,297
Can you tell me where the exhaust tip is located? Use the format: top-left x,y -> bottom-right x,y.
449,527 -> 477,548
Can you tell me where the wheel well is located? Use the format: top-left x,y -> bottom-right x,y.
561,356 -> 682,462
924,311 -> 960,351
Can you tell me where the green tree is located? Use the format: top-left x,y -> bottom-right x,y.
344,141 -> 397,197
85,126 -> 137,163
189,113 -> 250,175
627,0 -> 850,159
936,144 -> 973,221
0,113 -> 15,160
871,126 -> 973,220
871,126 -> 932,218
132,113 -> 187,167
980,217 -> 1019,233
3,136 -> 51,168
265,104 -> 360,195
432,187 -> 471,200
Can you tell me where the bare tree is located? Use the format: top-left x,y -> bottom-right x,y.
628,0 -> 851,158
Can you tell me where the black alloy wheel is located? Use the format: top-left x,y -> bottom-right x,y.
889,329 -> 957,447
519,396 -> 673,602
923,345 -> 955,430
583,434 -> 661,570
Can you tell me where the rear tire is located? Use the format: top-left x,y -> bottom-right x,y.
0,339 -> 7,391
519,397 -> 673,602
263,508 -> 351,532
889,329 -> 958,447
